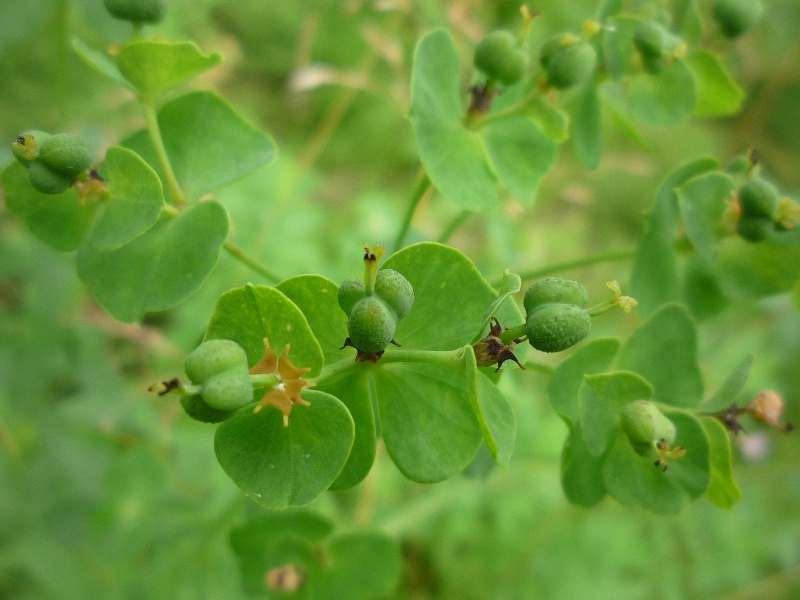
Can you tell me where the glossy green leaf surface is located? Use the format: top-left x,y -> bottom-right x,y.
571,83 -> 602,170
204,283 -> 324,377
373,362 -> 481,483
123,91 -> 277,200
687,49 -> 744,117
72,38 -> 133,90
560,421 -> 609,508
75,200 -> 228,322
215,390 -> 354,509
408,30 -> 498,210
88,146 -> 164,251
482,115 -> 557,207
701,416 -> 741,510
580,371 -> 653,457
617,304 -> 704,408
677,171 -> 735,262
314,533 -> 402,600
1,160 -> 98,251
116,41 -> 222,101
547,337 -> 621,423
716,228 -> 800,298
603,410 -> 710,513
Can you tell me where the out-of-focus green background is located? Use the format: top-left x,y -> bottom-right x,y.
1,1 -> 799,598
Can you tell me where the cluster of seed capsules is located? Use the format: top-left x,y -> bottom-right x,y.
12,132 -> 92,195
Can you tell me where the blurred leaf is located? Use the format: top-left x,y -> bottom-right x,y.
580,371 -> 653,457
599,0 -> 624,23
701,416 -> 742,509
677,0 -> 704,45
116,40 -> 222,101
123,91 -> 277,200
571,83 -> 602,170
204,283 -> 324,377
617,304 -> 704,408
794,280 -> 800,315
1,160 -> 98,251
71,38 -> 132,90
75,200 -> 228,323
677,171 -> 735,262
215,390 -> 354,509
687,49 -> 744,117
525,96 -> 570,143
88,146 -> 164,251
603,16 -> 642,80
702,354 -> 753,413
716,228 -> 800,298
373,362 -> 481,483
561,421 -> 609,507
680,253 -> 731,321
548,337 -> 621,423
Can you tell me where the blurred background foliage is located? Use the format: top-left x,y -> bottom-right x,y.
1,0 -> 799,598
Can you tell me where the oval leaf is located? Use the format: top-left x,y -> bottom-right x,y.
687,49 -> 744,117
716,228 -> 800,298
677,171 -> 735,262
701,416 -> 742,510
571,83 -> 602,170
560,421 -> 609,508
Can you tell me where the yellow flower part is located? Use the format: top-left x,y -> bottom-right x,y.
251,338 -> 315,427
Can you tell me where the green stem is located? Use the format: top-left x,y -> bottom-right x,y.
437,210 -> 472,244
499,324 -> 528,344
508,248 -> 637,287
141,101 -> 186,206
392,173 -> 431,253
161,204 -> 180,219
380,348 -> 463,369
223,240 -> 282,283
250,374 -> 280,389
311,357 -> 362,385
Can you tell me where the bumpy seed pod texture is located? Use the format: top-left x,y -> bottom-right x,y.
338,278 -> 367,316
37,133 -> 91,179
540,37 -> 597,89
620,400 -> 676,456
525,303 -> 591,353
474,31 -> 529,87
104,0 -> 167,24
374,269 -> 415,320
713,0 -> 764,38
12,130 -> 51,167
523,277 -> 589,316
28,161 -> 73,195
738,178 -> 779,218
184,339 -> 253,411
347,296 -> 397,354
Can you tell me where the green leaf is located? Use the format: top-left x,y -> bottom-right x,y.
408,30 -> 498,210
700,416 -> 742,509
547,337 -> 621,423
599,0 -> 624,23
481,115 -> 557,207
580,371 -> 653,457
687,49 -> 744,117
1,160 -> 98,251
681,253 -> 731,321
372,362 -> 481,483
617,304 -> 704,407
215,390 -> 354,509
277,275 -> 350,365
603,410 -> 710,513
716,229 -> 800,298
703,354 -> 753,413
560,421 -> 609,508
677,171 -> 736,262
314,533 -> 402,600
383,242 -> 525,351
793,280 -> 800,316
631,157 -> 720,317
464,346 -> 516,466
603,16 -> 643,80
609,59 -> 697,127
116,40 -> 222,101
72,38 -> 133,90
571,83 -> 602,170
315,369 -> 376,491
677,0 -> 704,45
524,95 -> 570,143
122,91 -> 277,200
87,146 -> 165,251
204,283 -> 324,377
472,269 -> 521,344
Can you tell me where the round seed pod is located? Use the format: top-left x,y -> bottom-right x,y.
180,393 -> 236,423
712,0 -> 764,39
540,37 -> 597,89
38,133 -> 91,179
736,214 -> 774,242
338,277 -> 367,316
185,339 -> 249,385
12,130 -> 52,167
199,366 -> 254,411
525,303 -> 591,353
633,21 -> 668,58
620,400 -> 676,456
104,0 -> 167,24
474,31 -> 529,86
375,269 -> 414,320
28,161 -> 72,195
347,296 -> 396,353
523,278 -> 589,316
738,178 -> 779,218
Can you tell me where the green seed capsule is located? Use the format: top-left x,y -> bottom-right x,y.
199,366 -> 254,410
12,130 -> 52,167
347,296 -> 396,353
375,269 -> 414,320
338,278 -> 367,316
525,303 -> 591,353
104,0 -> 167,24
28,161 -> 73,195
620,400 -> 676,456
185,339 -> 249,385
633,21 -> 668,58
713,0 -> 763,39
523,278 -> 589,316
180,392 -> 236,423
474,31 -> 529,87
737,214 -> 774,242
38,133 -> 91,179
738,178 -> 779,218
540,37 -> 597,89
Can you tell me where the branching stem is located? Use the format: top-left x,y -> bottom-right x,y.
392,173 -> 431,253
222,241 -> 283,283
141,101 -> 186,205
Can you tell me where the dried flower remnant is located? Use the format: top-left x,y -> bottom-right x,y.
251,338 -> 316,426
265,564 -> 306,593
